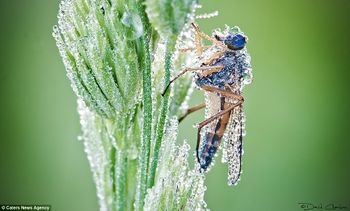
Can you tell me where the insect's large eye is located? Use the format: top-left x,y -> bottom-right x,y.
224,34 -> 246,50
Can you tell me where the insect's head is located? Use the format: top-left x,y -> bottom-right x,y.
224,33 -> 247,50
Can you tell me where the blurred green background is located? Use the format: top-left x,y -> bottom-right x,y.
0,0 -> 349,210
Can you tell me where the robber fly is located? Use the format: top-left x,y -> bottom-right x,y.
162,23 -> 253,186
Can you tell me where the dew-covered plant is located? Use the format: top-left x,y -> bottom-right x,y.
53,0 -> 209,210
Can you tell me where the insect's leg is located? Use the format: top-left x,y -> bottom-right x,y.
196,101 -> 243,163
203,50 -> 226,65
200,85 -> 244,102
200,65 -> 224,77
181,22 -> 225,55
178,46 -> 211,53
178,103 -> 206,123
191,22 -> 228,49
161,65 -> 224,96
194,26 -> 203,57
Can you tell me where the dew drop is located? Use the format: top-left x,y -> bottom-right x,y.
121,10 -> 144,40
121,11 -> 132,27
196,11 -> 219,19
242,72 -> 252,85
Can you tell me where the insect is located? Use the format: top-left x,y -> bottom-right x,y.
162,23 -> 253,185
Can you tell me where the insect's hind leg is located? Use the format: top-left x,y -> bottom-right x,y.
196,100 -> 243,164
201,85 -> 244,102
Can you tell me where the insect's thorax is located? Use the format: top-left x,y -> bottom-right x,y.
195,48 -> 251,92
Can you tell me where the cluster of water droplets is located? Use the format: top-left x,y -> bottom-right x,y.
222,105 -> 246,186
144,0 -> 197,38
53,0 -> 143,119
77,99 -> 115,211
144,118 -> 208,211
150,40 -> 166,141
196,11 -> 219,19
149,10 -> 201,126
120,7 -> 144,40
54,1 -> 148,210
78,97 -> 142,210
170,22 -> 199,117
143,14 -> 209,210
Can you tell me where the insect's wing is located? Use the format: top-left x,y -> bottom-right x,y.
222,106 -> 245,186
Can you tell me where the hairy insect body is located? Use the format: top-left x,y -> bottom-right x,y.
196,48 -> 249,169
194,38 -> 251,185
195,49 -> 251,90
163,24 -> 252,186
196,51 -> 238,89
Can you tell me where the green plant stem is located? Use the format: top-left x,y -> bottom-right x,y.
147,40 -> 175,188
115,149 -> 127,211
135,33 -> 152,211
135,0 -> 152,206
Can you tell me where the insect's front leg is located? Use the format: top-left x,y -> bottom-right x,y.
191,22 -> 228,50
194,24 -> 203,57
179,22 -> 227,56
161,65 -> 224,96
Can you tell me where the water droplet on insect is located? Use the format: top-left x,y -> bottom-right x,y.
242,72 -> 252,85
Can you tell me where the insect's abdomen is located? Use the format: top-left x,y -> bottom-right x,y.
200,104 -> 231,171
200,132 -> 221,170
